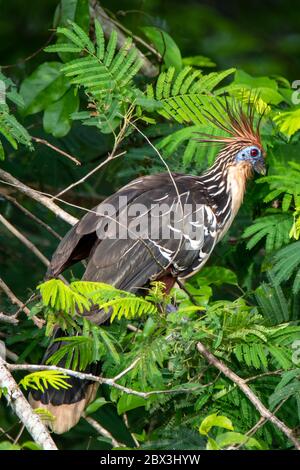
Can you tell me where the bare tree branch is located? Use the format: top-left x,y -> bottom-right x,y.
0,357 -> 57,450
102,11 -> 162,61
51,106 -> 132,201
32,137 -> 81,166
0,313 -> 18,325
0,278 -> 43,328
123,413 -> 140,448
196,341 -> 300,451
7,362 -> 208,398
0,168 -> 78,226
0,214 -> 49,267
52,151 -> 126,201
13,424 -> 25,445
84,416 -> 124,447
1,193 -> 62,240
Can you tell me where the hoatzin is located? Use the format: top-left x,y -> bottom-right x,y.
30,102 -> 266,433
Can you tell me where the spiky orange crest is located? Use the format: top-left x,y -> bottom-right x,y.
197,98 -> 265,154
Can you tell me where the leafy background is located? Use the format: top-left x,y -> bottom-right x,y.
0,0 -> 300,451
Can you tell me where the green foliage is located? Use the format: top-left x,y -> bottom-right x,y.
274,107 -> 300,137
19,370 -> 72,392
227,70 -> 285,106
258,161 -> 300,210
0,440 -> 41,450
38,279 -> 90,315
141,26 -> 182,71
0,72 -> 32,158
146,66 -> 235,125
20,62 -> 71,115
199,413 -> 233,435
45,318 -> 119,370
1,1 -> 300,451
199,413 -> 262,450
38,279 -> 158,323
269,369 -> 300,410
85,397 -> 108,415
45,19 -> 143,132
255,280 -> 291,324
271,241 -> 300,293
242,211 -> 293,252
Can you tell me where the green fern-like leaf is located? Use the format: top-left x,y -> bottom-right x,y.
257,162 -> 300,209
270,241 -> 300,293
19,370 -> 72,392
157,123 -> 228,169
234,343 -> 268,369
242,212 -> 293,252
0,104 -> 32,158
45,19 -> 142,132
46,319 -> 118,370
38,279 -> 91,315
38,279 -> 157,323
46,335 -> 97,370
104,296 -> 157,322
71,280 -> 157,321
146,66 -> 235,125
0,72 -> 32,158
255,280 -> 290,324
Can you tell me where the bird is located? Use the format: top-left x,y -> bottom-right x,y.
30,100 -> 266,434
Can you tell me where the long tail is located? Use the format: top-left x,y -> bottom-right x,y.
29,328 -> 100,434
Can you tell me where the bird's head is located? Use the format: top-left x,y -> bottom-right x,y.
196,98 -> 266,176
235,144 -> 266,175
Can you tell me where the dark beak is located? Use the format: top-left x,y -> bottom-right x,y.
254,158 -> 266,175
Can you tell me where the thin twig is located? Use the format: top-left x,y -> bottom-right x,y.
196,341 -> 300,451
0,32 -> 55,69
0,426 -> 15,443
5,348 -> 20,363
7,362 -> 212,399
0,168 -> 78,226
112,357 -> 141,382
84,416 -> 123,447
1,193 -> 62,240
51,108 -> 131,201
245,370 -> 283,383
14,293 -> 37,319
127,324 -> 142,333
123,413 -> 140,448
176,279 -> 203,308
0,214 -> 49,267
32,137 -> 81,166
0,278 -> 43,328
232,398 -> 289,450
102,8 -> 162,60
0,357 -> 57,450
13,424 -> 25,445
52,151 -> 126,201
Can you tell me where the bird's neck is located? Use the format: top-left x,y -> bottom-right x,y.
200,155 -> 253,235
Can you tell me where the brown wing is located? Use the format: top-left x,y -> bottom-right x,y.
47,173 -> 216,301
46,176 -> 160,278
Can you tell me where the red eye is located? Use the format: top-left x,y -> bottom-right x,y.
250,148 -> 259,157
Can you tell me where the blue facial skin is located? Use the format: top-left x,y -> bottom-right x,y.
235,145 -> 266,175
